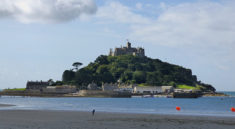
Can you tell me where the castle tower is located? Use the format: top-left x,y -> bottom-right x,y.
109,48 -> 113,56
127,42 -> 131,48
109,41 -> 145,57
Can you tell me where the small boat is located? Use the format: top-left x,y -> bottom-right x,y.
166,95 -> 173,98
131,95 -> 142,98
142,95 -> 153,98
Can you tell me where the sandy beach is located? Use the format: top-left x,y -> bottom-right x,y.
0,110 -> 235,129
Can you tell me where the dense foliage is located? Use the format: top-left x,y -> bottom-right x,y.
62,55 -> 215,91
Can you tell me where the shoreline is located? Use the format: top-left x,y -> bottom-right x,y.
0,103 -> 15,107
1,107 -> 235,118
0,91 -> 229,98
0,110 -> 235,129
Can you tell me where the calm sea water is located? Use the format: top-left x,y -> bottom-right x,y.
221,91 -> 235,97
0,92 -> 235,117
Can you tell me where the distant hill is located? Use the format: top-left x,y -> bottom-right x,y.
62,55 -> 215,92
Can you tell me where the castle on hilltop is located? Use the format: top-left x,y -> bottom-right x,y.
109,41 -> 145,57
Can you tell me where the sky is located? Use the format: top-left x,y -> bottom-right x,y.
0,0 -> 234,91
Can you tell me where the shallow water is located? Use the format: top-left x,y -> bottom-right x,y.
221,91 -> 235,97
0,95 -> 235,117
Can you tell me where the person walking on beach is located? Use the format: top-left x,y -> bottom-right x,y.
92,109 -> 95,116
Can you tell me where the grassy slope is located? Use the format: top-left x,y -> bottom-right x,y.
176,85 -> 205,90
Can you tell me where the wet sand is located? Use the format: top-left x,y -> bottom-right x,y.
0,104 -> 15,107
0,110 -> 235,129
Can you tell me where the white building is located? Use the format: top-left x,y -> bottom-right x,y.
87,83 -> 98,90
133,86 -> 162,94
161,86 -> 174,93
174,88 -> 201,93
114,88 -> 133,93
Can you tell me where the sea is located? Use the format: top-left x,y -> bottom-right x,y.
0,91 -> 235,117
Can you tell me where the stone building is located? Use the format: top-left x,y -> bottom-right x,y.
87,82 -> 99,90
102,83 -> 136,92
133,86 -> 162,94
109,42 -> 145,57
102,83 -> 118,91
161,86 -> 174,93
26,81 -> 49,91
42,85 -> 77,94
114,83 -> 135,93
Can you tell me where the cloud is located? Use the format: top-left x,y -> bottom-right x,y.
96,2 -> 151,24
97,1 -> 235,47
96,1 -> 235,71
130,1 -> 235,47
127,1 -> 235,71
135,3 -> 143,10
0,0 -> 97,23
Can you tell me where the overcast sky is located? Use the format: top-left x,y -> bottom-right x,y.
0,0 -> 234,91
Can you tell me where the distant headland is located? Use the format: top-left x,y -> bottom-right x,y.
0,41 -> 226,98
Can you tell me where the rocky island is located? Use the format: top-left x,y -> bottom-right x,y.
0,41 -> 225,97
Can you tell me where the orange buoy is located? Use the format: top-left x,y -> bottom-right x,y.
231,107 -> 235,112
176,106 -> 181,111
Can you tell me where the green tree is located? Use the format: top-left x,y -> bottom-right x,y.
95,55 -> 109,64
61,54 -> 214,91
72,62 -> 83,70
146,72 -> 157,85
96,65 -> 109,74
62,70 -> 75,82
120,71 -> 133,83
133,71 -> 146,84
73,68 -> 93,86
100,72 -> 115,83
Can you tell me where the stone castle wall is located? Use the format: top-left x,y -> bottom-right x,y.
109,42 -> 145,57
42,87 -> 76,94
